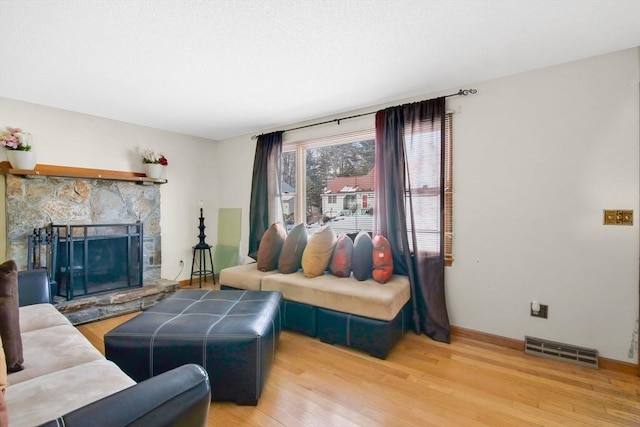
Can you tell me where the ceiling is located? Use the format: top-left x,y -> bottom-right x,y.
1,1 -> 639,141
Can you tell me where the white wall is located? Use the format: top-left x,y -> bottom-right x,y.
215,48 -> 640,362
0,98 -> 220,282
447,47 -> 639,363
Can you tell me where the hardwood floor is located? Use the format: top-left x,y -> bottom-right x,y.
78,291 -> 640,426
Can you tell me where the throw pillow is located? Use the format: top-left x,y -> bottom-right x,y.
351,231 -> 373,281
329,234 -> 353,278
301,225 -> 336,278
0,260 -> 24,372
278,223 -> 308,274
372,234 -> 394,284
257,223 -> 287,272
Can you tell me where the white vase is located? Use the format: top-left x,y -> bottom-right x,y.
143,163 -> 165,179
7,150 -> 37,170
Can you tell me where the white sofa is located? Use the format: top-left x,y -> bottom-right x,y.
4,269 -> 211,427
6,303 -> 136,426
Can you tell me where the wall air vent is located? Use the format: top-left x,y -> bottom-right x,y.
524,336 -> 599,369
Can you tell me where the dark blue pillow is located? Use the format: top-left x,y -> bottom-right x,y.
351,231 -> 373,281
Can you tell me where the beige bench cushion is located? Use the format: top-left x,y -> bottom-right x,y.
8,325 -> 104,386
6,359 -> 135,427
219,263 -> 278,291
19,303 -> 71,333
261,272 -> 410,321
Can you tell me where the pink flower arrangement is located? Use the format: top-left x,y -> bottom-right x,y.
0,127 -> 32,151
141,149 -> 168,165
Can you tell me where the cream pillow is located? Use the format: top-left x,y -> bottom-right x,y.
301,225 -> 336,278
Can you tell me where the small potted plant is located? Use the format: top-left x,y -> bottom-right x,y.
141,149 -> 168,179
0,127 -> 36,170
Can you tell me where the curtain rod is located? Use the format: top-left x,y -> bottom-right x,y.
251,89 -> 477,140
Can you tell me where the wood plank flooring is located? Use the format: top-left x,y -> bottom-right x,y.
78,290 -> 639,426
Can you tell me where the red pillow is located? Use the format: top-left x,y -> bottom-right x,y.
329,234 -> 353,278
372,235 -> 393,284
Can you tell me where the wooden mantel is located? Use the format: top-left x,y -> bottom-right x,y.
0,161 -> 167,184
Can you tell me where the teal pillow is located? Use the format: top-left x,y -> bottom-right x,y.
278,223 -> 308,274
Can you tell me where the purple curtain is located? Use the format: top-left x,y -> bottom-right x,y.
374,98 -> 451,343
248,131 -> 284,260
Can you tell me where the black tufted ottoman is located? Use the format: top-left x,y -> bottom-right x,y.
104,289 -> 282,405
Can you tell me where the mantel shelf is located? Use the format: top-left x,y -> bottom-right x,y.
0,161 -> 167,184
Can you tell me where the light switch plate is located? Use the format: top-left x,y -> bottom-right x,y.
603,210 -> 633,225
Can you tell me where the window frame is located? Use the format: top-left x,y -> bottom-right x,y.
281,117 -> 453,266
444,112 -> 453,266
283,129 -> 377,231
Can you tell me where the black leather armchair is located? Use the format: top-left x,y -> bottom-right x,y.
17,268 -> 52,306
37,364 -> 211,427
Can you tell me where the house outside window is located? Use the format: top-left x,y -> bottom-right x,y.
281,129 -> 375,236
280,114 -> 453,265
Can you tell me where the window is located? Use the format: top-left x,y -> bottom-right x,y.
403,113 -> 453,265
280,114 -> 453,265
281,129 -> 375,236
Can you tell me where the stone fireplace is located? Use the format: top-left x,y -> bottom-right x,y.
5,174 -> 162,281
0,160 -> 185,324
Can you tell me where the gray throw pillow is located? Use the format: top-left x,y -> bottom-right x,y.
278,223 -> 308,274
351,231 -> 373,281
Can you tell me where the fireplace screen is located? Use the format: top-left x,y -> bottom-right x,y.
52,223 -> 143,300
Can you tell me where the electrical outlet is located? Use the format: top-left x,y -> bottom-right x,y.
530,303 -> 548,319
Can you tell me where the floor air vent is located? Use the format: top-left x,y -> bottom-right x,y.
524,336 -> 599,369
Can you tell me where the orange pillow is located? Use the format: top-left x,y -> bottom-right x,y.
372,235 -> 393,284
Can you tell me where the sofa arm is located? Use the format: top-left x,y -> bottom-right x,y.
37,364 -> 211,427
17,269 -> 51,306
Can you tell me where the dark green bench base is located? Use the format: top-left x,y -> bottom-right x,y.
221,285 -> 410,358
